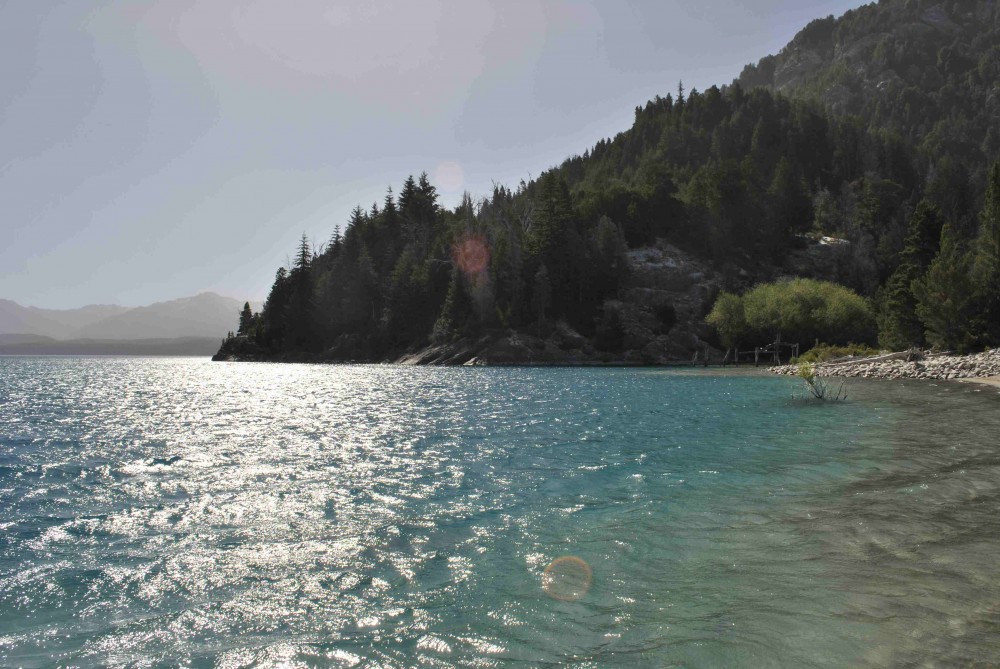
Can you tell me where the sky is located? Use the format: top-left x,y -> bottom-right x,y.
1,0 -> 868,309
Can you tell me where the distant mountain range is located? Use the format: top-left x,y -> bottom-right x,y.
0,293 -> 257,355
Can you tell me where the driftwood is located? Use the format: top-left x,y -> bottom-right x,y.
814,351 -> 911,367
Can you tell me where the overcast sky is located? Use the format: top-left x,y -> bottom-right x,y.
1,0 -> 866,309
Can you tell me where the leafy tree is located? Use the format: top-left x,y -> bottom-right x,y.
706,292 -> 746,348
708,279 -> 874,348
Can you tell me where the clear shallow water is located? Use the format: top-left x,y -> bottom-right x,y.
1,358 -> 999,668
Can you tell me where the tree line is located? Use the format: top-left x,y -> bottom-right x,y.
220,0 -> 1000,360
224,172 -> 630,360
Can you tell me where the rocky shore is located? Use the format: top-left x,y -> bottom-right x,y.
771,348 -> 1000,382
214,326 -> 717,366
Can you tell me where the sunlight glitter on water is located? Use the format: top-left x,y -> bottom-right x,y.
1,358 -> 999,667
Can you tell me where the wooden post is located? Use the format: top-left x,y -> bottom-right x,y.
754,347 -> 759,367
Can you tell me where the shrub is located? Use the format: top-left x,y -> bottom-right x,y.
791,342 -> 880,364
705,291 -> 746,347
797,363 -> 848,401
707,278 -> 875,347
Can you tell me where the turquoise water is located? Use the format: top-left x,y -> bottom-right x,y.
1,358 -> 999,667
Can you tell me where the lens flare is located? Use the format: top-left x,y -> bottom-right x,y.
542,556 -> 592,601
452,234 -> 490,277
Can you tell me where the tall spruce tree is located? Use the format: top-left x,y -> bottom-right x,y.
877,200 -> 944,350
237,302 -> 254,336
913,224 -> 976,352
285,234 -> 317,350
973,162 -> 1000,344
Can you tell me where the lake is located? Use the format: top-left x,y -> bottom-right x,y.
1,357 -> 999,667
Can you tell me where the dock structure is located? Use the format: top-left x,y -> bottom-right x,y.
722,336 -> 799,367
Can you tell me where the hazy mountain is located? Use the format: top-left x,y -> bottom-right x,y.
0,300 -> 132,339
0,300 -> 66,339
0,333 -> 56,346
72,293 -> 249,340
0,293 -> 252,341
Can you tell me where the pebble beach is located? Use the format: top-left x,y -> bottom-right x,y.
771,348 -> 1000,385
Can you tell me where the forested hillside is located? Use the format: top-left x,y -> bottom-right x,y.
218,0 -> 1000,363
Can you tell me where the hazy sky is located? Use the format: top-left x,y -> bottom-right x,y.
1,0 -> 866,309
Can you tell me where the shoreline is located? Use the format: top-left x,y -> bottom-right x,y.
770,348 -> 1000,387
959,375 -> 1000,388
213,329 -> 724,367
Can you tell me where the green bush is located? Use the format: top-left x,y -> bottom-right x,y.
705,292 -> 746,347
707,278 -> 875,347
791,342 -> 880,364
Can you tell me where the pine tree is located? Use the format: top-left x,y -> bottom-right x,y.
532,264 -> 552,324
237,302 -> 254,336
877,200 -> 944,349
347,206 -> 366,231
398,176 -> 417,217
383,187 -> 398,226
328,226 -> 343,257
295,233 -> 312,271
913,224 -> 976,352
767,156 -> 813,244
973,161 -> 1000,345
432,269 -> 471,343
285,234 -> 317,350
258,267 -> 291,349
527,172 -> 573,258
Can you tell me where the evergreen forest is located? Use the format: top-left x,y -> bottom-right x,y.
218,0 -> 1000,362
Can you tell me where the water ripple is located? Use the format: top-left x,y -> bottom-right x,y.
1,359 -> 999,667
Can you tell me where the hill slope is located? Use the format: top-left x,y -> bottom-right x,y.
73,293 -> 249,340
738,1 -> 1000,184
218,0 -> 1000,363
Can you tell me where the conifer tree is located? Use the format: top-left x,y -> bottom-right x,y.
432,269 -> 471,343
913,224 -> 976,352
258,267 -> 291,348
532,264 -> 552,324
383,187 -> 398,226
237,302 -> 254,336
285,234 -> 317,350
877,200 -> 944,349
973,162 -> 1000,344
328,226 -> 343,257
767,156 -> 813,244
